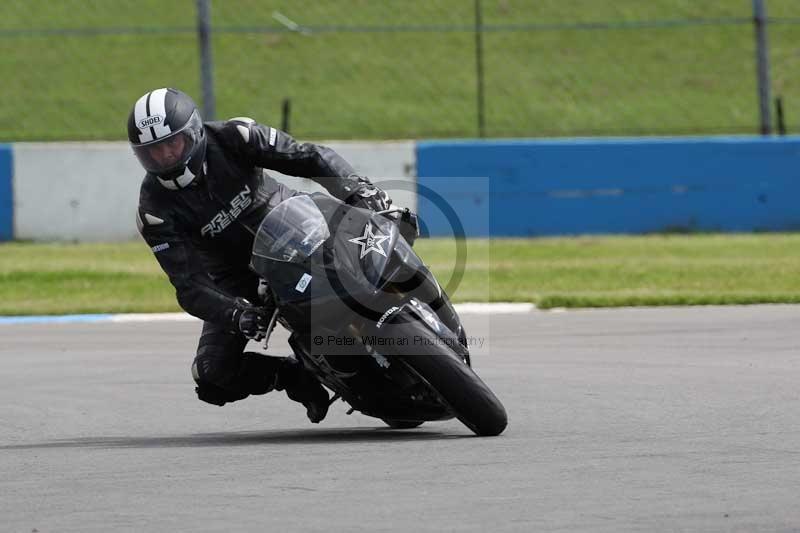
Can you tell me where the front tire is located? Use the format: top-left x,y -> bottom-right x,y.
379,319 -> 507,437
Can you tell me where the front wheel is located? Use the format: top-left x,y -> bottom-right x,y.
379,319 -> 507,437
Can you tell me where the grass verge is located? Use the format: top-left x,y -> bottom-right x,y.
2,234 -> 799,316
2,1 -> 800,140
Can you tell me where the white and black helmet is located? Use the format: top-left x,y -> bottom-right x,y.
127,88 -> 206,189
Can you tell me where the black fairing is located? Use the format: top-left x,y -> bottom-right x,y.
251,194 -> 438,329
250,193 -> 465,421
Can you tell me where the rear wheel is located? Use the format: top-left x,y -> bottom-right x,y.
379,319 -> 507,437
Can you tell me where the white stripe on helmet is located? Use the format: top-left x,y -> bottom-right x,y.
135,88 -> 172,144
134,93 -> 151,143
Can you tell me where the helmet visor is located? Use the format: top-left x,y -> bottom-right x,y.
132,112 -> 201,175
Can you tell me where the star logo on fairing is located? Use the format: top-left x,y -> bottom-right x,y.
348,222 -> 390,259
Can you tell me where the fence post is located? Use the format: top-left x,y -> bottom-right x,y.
775,96 -> 786,135
281,98 -> 291,134
474,0 -> 486,138
753,0 -> 772,135
197,0 -> 216,120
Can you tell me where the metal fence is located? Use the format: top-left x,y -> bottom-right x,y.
1,0 -> 798,142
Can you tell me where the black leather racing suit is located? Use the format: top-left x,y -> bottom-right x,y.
136,118 -> 372,406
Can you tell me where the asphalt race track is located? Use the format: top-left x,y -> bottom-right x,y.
2,305 -> 799,532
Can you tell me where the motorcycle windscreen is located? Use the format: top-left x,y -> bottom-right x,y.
252,195 -> 330,263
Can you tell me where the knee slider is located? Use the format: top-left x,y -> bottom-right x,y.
190,351 -> 283,406
191,358 -> 248,406
192,357 -> 248,407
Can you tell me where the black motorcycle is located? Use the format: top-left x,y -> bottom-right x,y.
250,193 -> 507,436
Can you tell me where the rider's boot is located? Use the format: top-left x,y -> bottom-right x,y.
277,358 -> 330,423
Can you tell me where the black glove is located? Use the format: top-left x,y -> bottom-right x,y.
347,181 -> 392,212
398,209 -> 420,245
230,298 -> 271,340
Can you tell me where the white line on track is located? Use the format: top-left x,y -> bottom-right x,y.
0,303 -> 536,325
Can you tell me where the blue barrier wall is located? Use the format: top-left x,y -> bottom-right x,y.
416,137 -> 800,237
0,145 -> 12,241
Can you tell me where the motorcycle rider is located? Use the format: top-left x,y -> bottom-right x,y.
128,87 -> 392,422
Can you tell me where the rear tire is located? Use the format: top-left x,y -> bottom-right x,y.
379,319 -> 507,437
